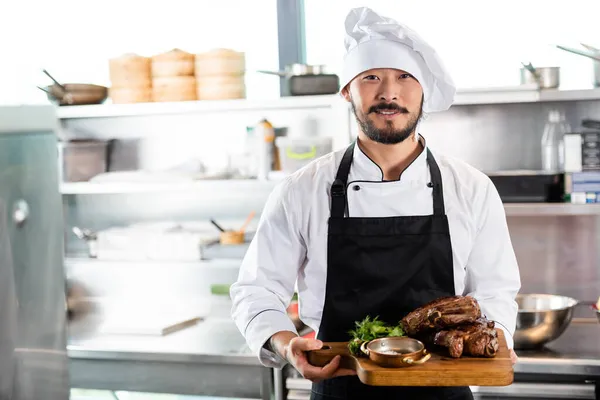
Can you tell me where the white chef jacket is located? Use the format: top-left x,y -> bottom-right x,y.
230,137 -> 521,368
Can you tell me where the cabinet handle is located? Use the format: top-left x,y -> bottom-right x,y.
13,200 -> 29,226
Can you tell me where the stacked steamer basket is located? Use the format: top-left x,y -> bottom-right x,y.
195,48 -> 246,100
108,53 -> 152,103
151,48 -> 197,102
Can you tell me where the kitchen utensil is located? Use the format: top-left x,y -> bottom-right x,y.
219,211 -> 255,245
556,45 -> 600,62
210,218 -> 226,232
257,63 -> 327,77
520,63 -> 560,89
513,293 -> 578,349
580,43 -> 600,53
72,226 -> 98,258
258,64 -> 339,96
42,69 -> 67,93
556,44 -> 600,87
359,337 -> 431,368
307,330 -> 513,387
238,211 -> 255,233
44,83 -> 108,106
41,69 -> 108,106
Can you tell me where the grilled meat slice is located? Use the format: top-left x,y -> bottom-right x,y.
401,295 -> 482,336
420,317 -> 498,358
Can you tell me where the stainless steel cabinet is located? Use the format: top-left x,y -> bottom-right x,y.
0,106 -> 69,399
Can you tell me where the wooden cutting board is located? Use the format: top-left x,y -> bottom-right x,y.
307,330 -> 513,387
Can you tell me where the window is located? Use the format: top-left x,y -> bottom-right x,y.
305,1 -> 600,90
1,0 -> 279,105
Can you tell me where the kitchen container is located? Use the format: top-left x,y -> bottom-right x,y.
514,293 -> 578,349
275,136 -> 333,173
258,64 -> 339,96
360,337 -> 431,368
58,139 -> 110,182
43,83 -> 108,106
520,65 -> 560,89
210,284 -> 232,317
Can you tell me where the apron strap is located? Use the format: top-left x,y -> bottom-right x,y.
330,142 -> 355,218
427,148 -> 445,216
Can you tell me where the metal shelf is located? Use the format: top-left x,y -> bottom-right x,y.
61,180 -> 600,216
54,87 -> 600,120
504,203 -> 600,216
454,86 -> 600,106
60,179 -> 280,194
56,95 -> 343,119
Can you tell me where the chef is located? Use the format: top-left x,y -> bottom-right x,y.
231,6 -> 521,400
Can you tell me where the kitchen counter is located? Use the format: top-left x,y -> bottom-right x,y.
515,318 -> 600,378
281,318 -> 600,400
67,317 -> 271,399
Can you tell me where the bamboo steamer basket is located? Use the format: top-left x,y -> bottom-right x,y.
109,53 -> 152,89
152,48 -> 195,77
152,76 -> 197,102
196,75 -> 245,100
195,48 -> 246,77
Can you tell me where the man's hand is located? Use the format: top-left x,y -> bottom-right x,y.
270,331 -> 356,382
510,349 -> 518,365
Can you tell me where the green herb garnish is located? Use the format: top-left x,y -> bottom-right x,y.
347,316 -> 406,356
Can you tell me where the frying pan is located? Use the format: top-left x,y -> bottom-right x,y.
39,83 -> 108,106
38,69 -> 108,106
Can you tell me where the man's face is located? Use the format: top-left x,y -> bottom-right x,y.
343,68 -> 424,144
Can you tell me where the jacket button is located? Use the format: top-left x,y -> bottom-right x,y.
353,185 -> 360,191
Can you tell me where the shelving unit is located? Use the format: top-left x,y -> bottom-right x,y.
59,179 -> 281,195
54,87 -> 600,120
60,180 -> 600,216
55,95 -> 345,119
503,203 -> 600,216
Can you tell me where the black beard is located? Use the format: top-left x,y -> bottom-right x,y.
351,98 -> 423,144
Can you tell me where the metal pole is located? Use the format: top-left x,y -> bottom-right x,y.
276,0 -> 306,96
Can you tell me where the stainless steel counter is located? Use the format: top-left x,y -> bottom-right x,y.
280,319 -> 600,400
67,317 -> 271,399
514,319 -> 600,377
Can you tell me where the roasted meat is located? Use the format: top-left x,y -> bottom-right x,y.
421,318 -> 499,358
401,295 -> 482,336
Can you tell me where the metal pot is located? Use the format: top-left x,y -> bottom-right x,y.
258,63 -> 327,77
257,64 -> 339,96
514,293 -> 578,349
360,337 -> 431,368
556,44 -> 600,87
520,63 -> 560,89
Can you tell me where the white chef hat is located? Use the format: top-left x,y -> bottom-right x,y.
341,7 -> 456,113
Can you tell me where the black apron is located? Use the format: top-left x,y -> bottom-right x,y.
310,143 -> 473,400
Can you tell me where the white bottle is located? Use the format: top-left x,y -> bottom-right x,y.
541,110 -> 570,173
255,119 -> 275,180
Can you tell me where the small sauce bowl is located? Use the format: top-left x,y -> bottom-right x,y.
360,337 -> 431,368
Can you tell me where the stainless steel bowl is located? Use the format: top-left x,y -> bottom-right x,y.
514,294 -> 578,349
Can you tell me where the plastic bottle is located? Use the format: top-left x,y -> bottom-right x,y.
255,118 -> 275,180
541,110 -> 570,173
